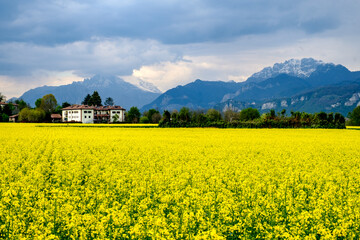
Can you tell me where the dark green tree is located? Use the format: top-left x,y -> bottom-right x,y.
62,102 -> 71,108
146,109 -> 160,123
316,112 -> 328,121
40,94 -> 57,114
171,110 -> 178,121
104,97 -> 114,106
348,106 -> 360,126
239,108 -> 260,121
179,107 -> 190,122
82,94 -> 91,105
328,113 -> 334,123
35,98 -> 42,108
140,116 -> 150,123
2,104 -> 12,116
191,110 -> 207,124
127,106 -> 141,123
1,113 -> 9,122
162,110 -> 171,123
54,105 -> 62,114
334,113 -> 345,124
15,99 -> 29,111
88,91 -> 102,106
206,109 -> 222,122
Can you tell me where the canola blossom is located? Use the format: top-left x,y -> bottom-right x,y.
1,123 -> 360,239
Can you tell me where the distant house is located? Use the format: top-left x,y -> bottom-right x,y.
9,114 -> 19,123
62,105 -> 126,123
51,114 -> 62,123
0,102 -> 18,112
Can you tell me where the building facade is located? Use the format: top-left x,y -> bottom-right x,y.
62,105 -> 126,123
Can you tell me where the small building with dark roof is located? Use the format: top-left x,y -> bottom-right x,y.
51,114 -> 62,123
9,114 -> 19,123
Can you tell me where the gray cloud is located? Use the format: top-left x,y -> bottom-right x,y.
0,38 -> 181,77
0,0 -> 353,45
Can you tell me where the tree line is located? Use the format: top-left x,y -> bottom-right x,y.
125,106 -> 162,124
155,107 -> 348,129
2,90 -> 360,126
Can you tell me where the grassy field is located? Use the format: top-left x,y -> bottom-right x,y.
1,123 -> 360,239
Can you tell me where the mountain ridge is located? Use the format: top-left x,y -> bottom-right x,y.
18,75 -> 161,109
142,58 -> 360,115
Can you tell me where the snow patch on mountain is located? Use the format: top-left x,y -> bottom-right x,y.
262,102 -> 276,110
133,79 -> 162,93
345,93 -> 360,106
247,58 -> 325,83
281,100 -> 288,107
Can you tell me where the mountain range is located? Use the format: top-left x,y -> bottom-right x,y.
18,75 -> 161,109
15,58 -> 360,116
142,58 -> 360,116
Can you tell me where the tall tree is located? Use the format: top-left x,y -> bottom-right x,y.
2,104 -> 12,116
88,91 -> 102,106
179,107 -> 190,122
127,106 -> 141,123
162,110 -> 171,123
82,94 -> 91,105
35,98 -> 42,108
239,108 -> 260,121
62,102 -> 71,108
40,94 -> 57,114
206,109 -> 222,122
0,92 -> 4,102
348,106 -> 360,126
146,109 -> 160,123
104,97 -> 114,106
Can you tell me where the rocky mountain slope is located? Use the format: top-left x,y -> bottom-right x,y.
142,58 -> 360,115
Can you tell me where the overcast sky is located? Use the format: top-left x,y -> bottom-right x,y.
1,0 -> 360,98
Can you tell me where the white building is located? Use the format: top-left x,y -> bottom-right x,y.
62,105 -> 126,123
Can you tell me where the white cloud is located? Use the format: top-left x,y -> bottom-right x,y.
121,32 -> 360,93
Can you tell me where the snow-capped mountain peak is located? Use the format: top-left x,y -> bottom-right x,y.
247,58 -> 326,83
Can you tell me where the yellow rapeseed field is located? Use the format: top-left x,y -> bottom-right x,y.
1,123 -> 360,239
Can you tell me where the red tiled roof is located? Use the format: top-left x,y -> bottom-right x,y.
97,105 -> 126,110
62,104 -> 126,111
62,104 -> 94,110
0,102 -> 18,106
51,114 -> 62,119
